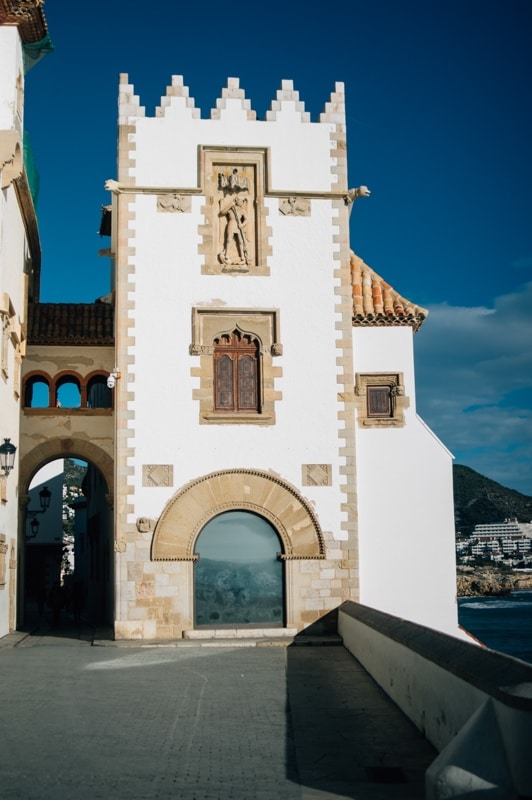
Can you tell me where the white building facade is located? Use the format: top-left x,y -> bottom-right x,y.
0,2 -> 51,637
106,74 -> 461,640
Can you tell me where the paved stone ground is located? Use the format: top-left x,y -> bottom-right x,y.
0,618 -> 436,800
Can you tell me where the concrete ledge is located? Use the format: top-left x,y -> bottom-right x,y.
338,600 -> 532,798
339,600 -> 532,710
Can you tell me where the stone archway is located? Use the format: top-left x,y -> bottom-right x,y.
18,438 -> 115,629
19,438 -> 113,499
151,468 -> 325,561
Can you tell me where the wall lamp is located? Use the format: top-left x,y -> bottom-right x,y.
0,438 -> 17,477
26,486 -> 52,540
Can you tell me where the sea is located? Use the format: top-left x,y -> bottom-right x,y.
458,590 -> 532,664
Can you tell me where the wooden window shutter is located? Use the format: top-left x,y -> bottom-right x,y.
213,331 -> 260,412
367,385 -> 392,418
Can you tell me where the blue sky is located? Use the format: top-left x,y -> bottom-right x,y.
23,1 -> 531,495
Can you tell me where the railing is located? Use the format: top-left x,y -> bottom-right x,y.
338,600 -> 532,798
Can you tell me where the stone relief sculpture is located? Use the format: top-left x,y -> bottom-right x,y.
157,194 -> 191,213
279,197 -> 311,216
217,168 -> 254,269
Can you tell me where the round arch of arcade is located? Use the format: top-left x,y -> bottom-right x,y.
19,438 -> 114,499
151,468 -> 326,561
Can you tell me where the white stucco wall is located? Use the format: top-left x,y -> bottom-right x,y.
0,25 -> 26,638
27,461 -> 64,545
353,326 -> 460,635
0,28 -> 21,132
124,101 -> 346,543
112,77 -> 460,638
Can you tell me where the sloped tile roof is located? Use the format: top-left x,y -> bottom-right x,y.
350,252 -> 428,332
0,0 -> 48,43
27,302 -> 114,345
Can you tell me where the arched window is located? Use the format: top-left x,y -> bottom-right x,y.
24,374 -> 51,408
213,330 -> 260,412
55,374 -> 81,408
194,510 -> 283,627
87,375 -> 112,408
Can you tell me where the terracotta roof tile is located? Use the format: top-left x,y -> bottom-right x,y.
0,0 -> 48,44
350,252 -> 428,332
27,303 -> 114,345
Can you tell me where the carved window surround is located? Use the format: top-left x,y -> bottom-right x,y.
190,308 -> 282,425
354,373 -> 409,428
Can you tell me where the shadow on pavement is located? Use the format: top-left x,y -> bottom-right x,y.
286,639 -> 435,799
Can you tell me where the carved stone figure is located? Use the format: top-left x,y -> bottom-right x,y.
157,193 -> 190,213
344,185 -> 371,205
218,186 -> 249,266
279,197 -> 311,216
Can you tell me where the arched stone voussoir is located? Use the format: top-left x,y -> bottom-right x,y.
19,438 -> 113,497
151,468 -> 326,561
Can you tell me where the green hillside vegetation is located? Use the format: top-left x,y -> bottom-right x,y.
453,464 -> 532,534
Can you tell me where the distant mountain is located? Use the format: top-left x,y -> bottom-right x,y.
453,464 -> 532,534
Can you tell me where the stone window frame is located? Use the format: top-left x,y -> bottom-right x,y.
197,147 -> 272,276
190,308 -> 282,425
354,372 -> 408,428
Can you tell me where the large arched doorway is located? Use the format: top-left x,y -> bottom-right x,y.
20,455 -> 114,630
194,510 -> 284,627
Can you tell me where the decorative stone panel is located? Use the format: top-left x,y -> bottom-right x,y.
156,194 -> 191,213
302,464 -> 332,486
151,468 -> 326,561
142,465 -> 174,487
198,148 -> 271,276
279,197 -> 311,216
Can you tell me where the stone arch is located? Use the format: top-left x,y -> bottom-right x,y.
19,437 -> 113,499
152,468 -> 325,561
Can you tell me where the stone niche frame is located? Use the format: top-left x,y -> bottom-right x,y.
198,147 -> 272,276
190,307 -> 282,425
151,468 -> 326,562
354,372 -> 409,427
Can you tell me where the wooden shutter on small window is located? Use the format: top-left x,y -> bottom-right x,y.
367,385 -> 392,418
214,331 -> 260,412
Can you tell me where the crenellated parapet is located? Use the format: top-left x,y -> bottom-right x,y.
118,73 -> 145,125
118,73 -> 345,127
155,74 -> 200,119
265,79 -> 311,123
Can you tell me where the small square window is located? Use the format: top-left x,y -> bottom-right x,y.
367,385 -> 392,418
355,373 -> 408,428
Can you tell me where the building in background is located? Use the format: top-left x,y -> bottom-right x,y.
24,459 -> 63,613
0,0 -> 52,636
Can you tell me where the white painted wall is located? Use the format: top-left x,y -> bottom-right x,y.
27,460 -> 64,545
0,28 -> 21,131
125,104 -> 346,545
0,25 -> 25,638
353,326 -> 460,634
